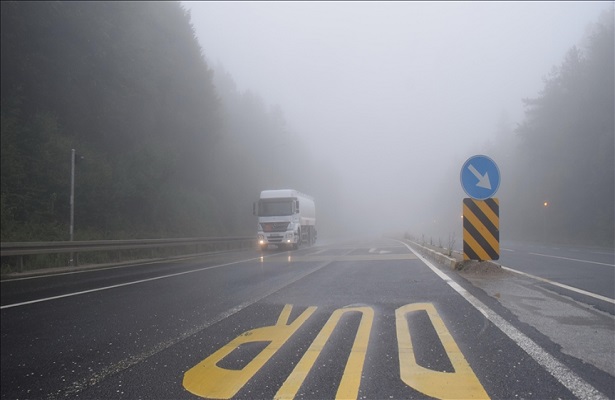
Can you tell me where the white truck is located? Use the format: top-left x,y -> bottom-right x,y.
253,189 -> 316,250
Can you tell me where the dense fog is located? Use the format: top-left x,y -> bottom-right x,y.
1,2 -> 612,248
183,2 -> 614,245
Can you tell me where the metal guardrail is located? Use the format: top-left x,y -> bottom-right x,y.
0,236 -> 256,272
0,237 -> 255,257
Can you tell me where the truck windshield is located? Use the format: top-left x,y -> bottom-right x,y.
259,199 -> 294,216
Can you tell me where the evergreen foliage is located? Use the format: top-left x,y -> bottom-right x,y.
1,1 -> 318,241
511,9 -> 614,245
410,9 -> 613,247
1,2 -> 612,246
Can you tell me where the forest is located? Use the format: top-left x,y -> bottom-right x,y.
1,1 -> 338,242
1,2 -> 613,246
489,9 -> 614,246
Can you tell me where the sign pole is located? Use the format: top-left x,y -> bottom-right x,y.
460,155 -> 501,261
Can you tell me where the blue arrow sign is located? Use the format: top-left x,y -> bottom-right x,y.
460,155 -> 500,200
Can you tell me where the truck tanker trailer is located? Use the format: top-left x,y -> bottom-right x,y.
253,189 -> 316,250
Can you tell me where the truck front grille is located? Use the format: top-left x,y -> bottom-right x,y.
267,235 -> 284,243
261,222 -> 289,232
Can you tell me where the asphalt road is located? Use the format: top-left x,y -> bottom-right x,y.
1,238 -> 614,399
498,241 -> 615,299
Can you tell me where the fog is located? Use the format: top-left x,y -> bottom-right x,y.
182,2 -> 611,241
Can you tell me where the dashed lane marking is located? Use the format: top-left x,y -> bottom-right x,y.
47,260 -> 333,399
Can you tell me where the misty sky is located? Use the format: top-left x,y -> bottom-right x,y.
182,1 -> 611,237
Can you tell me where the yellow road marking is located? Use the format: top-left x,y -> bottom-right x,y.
183,304 -> 316,399
275,306 -> 374,400
396,303 -> 489,399
183,302 -> 489,399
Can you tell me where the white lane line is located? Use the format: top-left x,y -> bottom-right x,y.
395,240 -> 609,400
0,255 -> 205,283
1,255 -> 273,309
499,265 -> 615,305
529,252 -> 615,267
501,248 -> 515,252
590,250 -> 614,256
310,249 -> 327,255
50,260 -> 332,400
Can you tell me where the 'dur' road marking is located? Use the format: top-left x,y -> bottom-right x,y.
396,303 -> 489,399
275,306 -> 373,400
183,304 -> 316,399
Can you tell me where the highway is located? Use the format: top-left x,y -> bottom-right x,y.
498,241 -> 615,300
1,238 -> 613,399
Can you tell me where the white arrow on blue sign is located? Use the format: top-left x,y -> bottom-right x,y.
460,155 -> 500,200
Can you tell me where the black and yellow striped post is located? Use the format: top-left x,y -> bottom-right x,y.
463,198 -> 499,261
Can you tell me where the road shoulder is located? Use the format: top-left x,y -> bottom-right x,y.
405,239 -> 615,380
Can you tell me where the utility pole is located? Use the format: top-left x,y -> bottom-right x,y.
70,149 -> 75,266
543,201 -> 548,243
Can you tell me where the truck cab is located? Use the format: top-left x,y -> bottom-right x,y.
253,189 -> 316,251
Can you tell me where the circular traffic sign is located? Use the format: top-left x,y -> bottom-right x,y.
460,155 -> 500,200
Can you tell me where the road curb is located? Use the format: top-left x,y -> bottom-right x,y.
404,240 -> 458,269
402,239 -> 504,272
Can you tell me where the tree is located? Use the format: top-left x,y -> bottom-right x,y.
513,9 -> 614,244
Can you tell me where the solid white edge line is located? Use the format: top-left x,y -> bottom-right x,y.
0,258 -> 191,283
499,265 -> 615,305
529,252 -> 615,267
393,239 -> 609,400
0,255 -> 269,310
0,251 -> 240,283
50,259 -> 332,399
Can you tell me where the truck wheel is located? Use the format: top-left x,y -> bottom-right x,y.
293,229 -> 301,250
